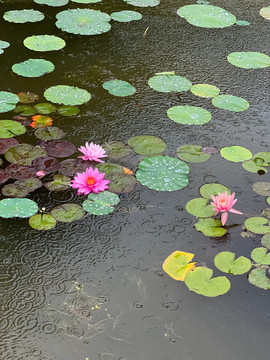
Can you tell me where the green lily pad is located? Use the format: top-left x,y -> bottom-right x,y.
248,267 -> 270,290
71,0 -> 102,3
235,20 -> 250,26
4,144 -> 47,166
111,11 -> 142,22
128,135 -> 166,155
227,52 -> 270,69
186,198 -> 216,218
15,177 -> 43,192
44,174 -> 71,191
14,105 -> 36,116
0,120 -> 26,138
267,198 -> 270,206
12,59 -> 55,78
51,203 -> 85,222
214,252 -> 251,275
34,103 -> 57,114
123,0 -> 160,6
251,247 -> 270,265
177,5 -> 236,28
0,198 -> 38,218
96,163 -> 125,176
261,234 -> 270,249
83,191 -> 120,215
212,95 -> 249,112
102,141 -> 132,159
2,184 -> 29,198
17,92 -> 39,104
176,145 -> 210,163
195,218 -> 227,237
44,85 -> 91,105
260,6 -> 270,20
220,146 -> 252,162
167,105 -> 212,125
34,127 -> 64,141
107,173 -> 137,193
57,105 -> 80,116
3,10 -> 45,23
252,182 -> 270,196
245,217 -> 270,234
148,72 -> 192,93
162,251 -> 196,281
56,9 -> 111,35
190,84 -> 220,98
262,208 -> 270,219
29,214 -> 57,230
102,80 -> 136,97
0,92 -> 19,113
242,159 -> 268,174
24,35 -> 66,52
184,267 -> 231,297
0,40 -> 10,55
34,0 -> 69,6
199,183 -> 230,199
253,152 -> 270,165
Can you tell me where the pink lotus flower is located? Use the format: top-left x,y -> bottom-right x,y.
78,142 -> 106,163
36,171 -> 45,178
211,192 -> 243,226
71,167 -> 110,195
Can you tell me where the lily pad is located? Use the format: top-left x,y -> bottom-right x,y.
107,173 -> 137,193
176,145 -> 210,163
29,214 -> 56,230
34,127 -> 64,141
59,159 -> 95,177
34,0 -> 69,6
51,203 -> 85,222
44,85 -> 91,105
57,105 -> 80,116
24,35 -> 66,52
12,115 -> 31,127
14,105 -> 36,116
177,5 -> 236,28
4,144 -> 47,166
0,198 -> 38,218
262,208 -> 270,219
199,183 -> 230,199
55,9 -> 111,35
0,40 -> 10,54
184,267 -> 231,297
260,6 -> 270,20
44,174 -> 71,191
167,105 -> 211,125
71,0 -> 102,3
212,95 -> 249,112
227,52 -> 270,69
245,217 -> 270,234
248,268 -> 270,290
5,163 -> 37,180
252,182 -> 270,196
214,252 -> 251,275
102,80 -> 136,97
235,20 -> 250,26
242,159 -> 268,174
12,59 -> 55,78
45,140 -> 76,158
83,191 -> 120,215
267,198 -> 270,206
195,218 -> 227,237
3,10 -> 45,23
96,163 -> 125,176
30,115 -> 53,129
123,0 -> 160,7
0,169 -> 9,184
251,247 -> 270,265
111,11 -> 142,22
136,156 -> 190,191
220,146 -> 252,162
128,135 -> 166,155
186,198 -> 216,218
162,251 -> 196,281
190,84 -> 220,98
34,103 -> 56,114
0,120 -> 26,139
32,156 -> 61,173
148,72 -> 192,93
17,92 -> 39,104
0,92 -> 19,113
261,234 -> 270,249
253,152 -> 270,165
102,141 -> 132,159
8,178 -> 43,196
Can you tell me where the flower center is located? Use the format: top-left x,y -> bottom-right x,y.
86,176 -> 96,186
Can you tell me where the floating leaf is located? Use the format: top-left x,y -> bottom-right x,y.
128,135 -> 166,155
186,198 -> 216,218
34,127 -> 64,141
2,178 -> 42,197
261,234 -> 270,249
184,267 -> 231,297
29,214 -> 56,230
235,20 -> 250,26
123,0 -> 160,7
30,115 -> 53,128
111,11 -> 142,22
245,217 -> 270,234
0,92 -> 19,113
148,72 -> 192,93
267,198 -> 270,206
3,10 -> 45,23
227,52 -> 270,69
71,0 -> 102,3
162,251 -> 196,281
57,105 -> 80,116
252,182 -> 270,196
251,247 -> 270,265
176,145 -> 210,163
34,0 -> 69,6
260,6 -> 270,20
83,191 -> 120,215
199,183 -> 230,199
12,59 -> 55,78
190,84 -> 220,98
242,159 -> 268,174
212,95 -> 249,112
0,120 -> 26,139
195,218 -> 227,237
214,252 -> 251,275
262,208 -> 270,219
102,80 -> 136,97
0,198 -> 38,218
253,152 -> 270,165
4,144 -> 47,166
32,156 -> 61,173
24,35 -> 65,52
34,103 -> 56,114
17,92 -> 39,104
167,105 -> 211,125
96,163 -> 125,176
248,268 -> 270,290
14,105 -> 36,116
220,146 -> 252,162
0,40 -> 10,54
45,140 -> 76,158
44,174 -> 71,191
50,203 -> 85,222
177,5 -> 236,28
44,85 -> 91,105
59,159 -> 95,177
0,169 -> 9,184
107,173 -> 137,193
5,163 -> 36,180
102,141 -> 132,159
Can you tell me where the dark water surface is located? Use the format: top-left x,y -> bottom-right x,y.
0,0 -> 270,359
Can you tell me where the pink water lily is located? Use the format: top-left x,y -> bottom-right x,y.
78,142 -> 106,163
71,167 -> 110,196
211,191 -> 243,226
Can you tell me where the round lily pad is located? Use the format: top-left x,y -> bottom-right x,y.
45,140 -> 76,158
128,135 -> 166,155
83,191 -> 120,215
0,198 -> 38,218
102,141 -> 132,159
111,11 -> 142,22
186,198 -> 216,218
44,174 -> 71,191
59,159 -> 95,177
162,251 -> 196,281
71,0 -> 102,3
34,127 -> 64,141
3,10 -> 45,23
29,214 -> 56,230
17,92 -> 39,104
96,163 -> 125,176
212,95 -> 249,112
177,5 -> 236,28
176,145 -> 210,163
32,156 -> 61,173
0,169 -> 9,184
253,152 -> 270,165
14,105 -> 36,116
34,103 -> 56,114
24,35 -> 66,52
245,217 -> 270,234
102,80 -> 136,97
214,252 -> 251,275
190,84 -> 220,98
30,115 -> 53,128
14,177 -> 43,192
4,144 -> 47,166
251,247 -> 270,265
252,182 -> 270,196
55,9 -> 111,35
0,92 -> 19,113
242,159 -> 268,174
0,120 -> 26,139
227,52 -> 270,69
44,85 -> 91,105
167,105 -> 211,125
5,163 -> 37,180
107,173 -> 137,193
248,268 -> 270,290
51,203 -> 85,222
199,183 -> 230,199
136,155 -> 190,191
148,72 -> 192,93
0,40 -> 10,55
12,59 -> 55,78
57,105 -> 80,116
34,0 -> 69,6
260,6 -> 270,20
261,234 -> 270,249
195,218 -> 227,237
220,146 -> 252,162
123,0 -> 160,6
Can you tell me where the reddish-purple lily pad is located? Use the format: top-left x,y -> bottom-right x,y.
5,163 -> 37,179
17,92 -> 39,104
34,126 -> 65,141
44,174 -> 71,191
0,138 -> 19,154
59,159 -> 96,177
201,146 -> 219,155
45,140 -> 76,158
12,115 -> 32,126
2,184 -> 29,197
0,169 -> 9,184
32,156 -> 61,173
4,144 -> 47,166
107,172 -> 137,193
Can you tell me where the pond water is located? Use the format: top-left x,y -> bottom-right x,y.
0,0 -> 270,359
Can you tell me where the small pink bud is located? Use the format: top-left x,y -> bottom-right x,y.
36,171 -> 45,178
